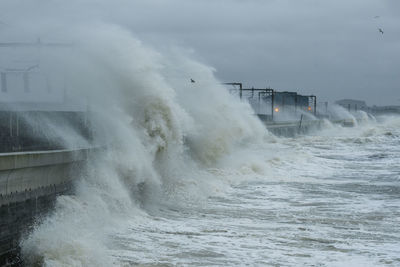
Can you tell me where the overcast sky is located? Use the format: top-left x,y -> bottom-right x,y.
1,0 -> 399,105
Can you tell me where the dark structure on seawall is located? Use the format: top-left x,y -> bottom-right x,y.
224,82 -> 360,136
224,82 -> 317,120
223,82 -> 323,136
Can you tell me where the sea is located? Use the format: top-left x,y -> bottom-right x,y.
109,116 -> 400,267
19,113 -> 400,267
11,29 -> 400,266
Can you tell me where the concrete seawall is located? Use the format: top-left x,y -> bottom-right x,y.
0,148 -> 93,265
264,120 -> 322,136
261,118 -> 355,136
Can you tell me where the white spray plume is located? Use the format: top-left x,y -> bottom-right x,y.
12,13 -> 269,267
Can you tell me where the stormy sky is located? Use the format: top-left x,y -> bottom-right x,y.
1,0 -> 399,105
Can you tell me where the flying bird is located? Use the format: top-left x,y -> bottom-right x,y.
378,28 -> 384,34
374,16 -> 380,19
190,78 -> 195,83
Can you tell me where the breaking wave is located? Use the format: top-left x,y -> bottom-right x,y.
19,23 -> 271,266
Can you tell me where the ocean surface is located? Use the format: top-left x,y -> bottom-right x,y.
21,115 -> 400,267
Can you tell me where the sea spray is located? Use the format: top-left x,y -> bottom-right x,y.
19,23 -> 270,265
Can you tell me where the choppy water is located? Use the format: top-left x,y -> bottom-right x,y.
22,116 -> 400,267
99,117 -> 400,267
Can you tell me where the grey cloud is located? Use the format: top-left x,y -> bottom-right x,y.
1,0 -> 399,105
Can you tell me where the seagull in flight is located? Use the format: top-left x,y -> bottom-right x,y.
378,28 -> 384,34
190,78 -> 195,83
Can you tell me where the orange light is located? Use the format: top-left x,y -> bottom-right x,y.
274,107 -> 279,112
308,106 -> 312,111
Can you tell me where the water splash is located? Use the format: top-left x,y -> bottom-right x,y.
18,22 -> 269,265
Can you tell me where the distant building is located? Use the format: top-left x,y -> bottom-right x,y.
371,105 -> 400,114
335,99 -> 367,111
